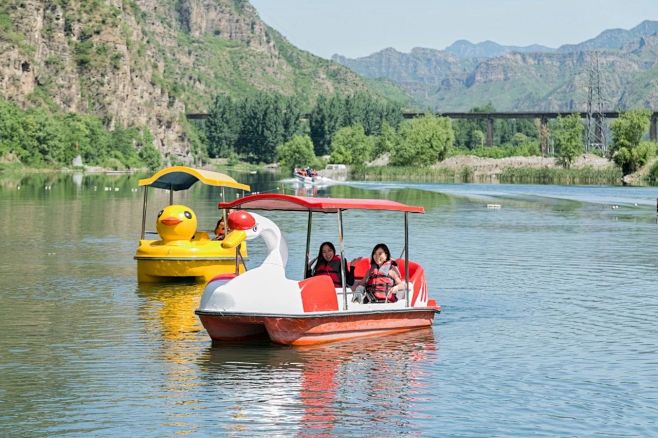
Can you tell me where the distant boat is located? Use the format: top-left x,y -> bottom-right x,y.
293,167 -> 331,185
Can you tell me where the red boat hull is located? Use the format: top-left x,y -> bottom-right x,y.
196,308 -> 439,346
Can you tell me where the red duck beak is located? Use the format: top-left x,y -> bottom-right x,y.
161,217 -> 182,226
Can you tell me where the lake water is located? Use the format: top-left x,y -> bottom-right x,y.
1,172 -> 657,436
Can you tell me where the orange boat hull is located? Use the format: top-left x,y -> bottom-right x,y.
196,308 -> 440,346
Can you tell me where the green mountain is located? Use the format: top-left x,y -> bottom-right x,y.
334,21 -> 658,112
0,0 -> 369,161
445,40 -> 555,59
557,20 -> 658,53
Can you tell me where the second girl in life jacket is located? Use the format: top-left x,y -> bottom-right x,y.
361,243 -> 404,303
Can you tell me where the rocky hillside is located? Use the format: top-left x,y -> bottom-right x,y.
557,20 -> 658,53
0,0 -> 368,161
333,21 -> 658,111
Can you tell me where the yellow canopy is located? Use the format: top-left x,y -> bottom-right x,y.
138,166 -> 250,191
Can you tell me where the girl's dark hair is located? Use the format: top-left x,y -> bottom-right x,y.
316,241 -> 336,265
370,243 -> 391,265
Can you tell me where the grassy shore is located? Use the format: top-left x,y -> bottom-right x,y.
499,166 -> 622,185
361,165 -> 623,185
360,154 -> 632,185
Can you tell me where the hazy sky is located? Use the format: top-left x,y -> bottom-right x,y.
250,0 -> 656,59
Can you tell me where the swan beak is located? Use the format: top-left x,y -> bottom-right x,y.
221,230 -> 247,248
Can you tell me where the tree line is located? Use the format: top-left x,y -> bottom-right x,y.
205,96 -> 562,172
0,98 -> 161,170
203,92 -> 403,162
2,89 -> 656,180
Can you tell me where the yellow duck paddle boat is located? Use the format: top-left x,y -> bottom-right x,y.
135,166 -> 250,283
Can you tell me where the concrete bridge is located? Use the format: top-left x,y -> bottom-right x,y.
187,111 -> 658,152
403,111 -> 658,151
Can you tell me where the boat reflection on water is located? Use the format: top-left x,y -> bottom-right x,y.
196,328 -> 439,435
293,183 -> 329,198
136,283 -> 205,343
135,283 -> 439,435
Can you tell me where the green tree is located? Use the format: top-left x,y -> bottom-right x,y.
235,93 -> 303,163
237,94 -> 284,162
453,104 -> 492,149
329,124 -> 375,166
280,96 -> 303,140
552,114 -> 584,168
610,109 -> 652,175
392,115 -> 454,166
472,130 -> 485,148
276,135 -> 317,171
373,121 -> 399,157
512,132 -> 528,147
309,95 -> 343,156
206,95 -> 240,158
65,114 -> 92,163
0,99 -> 26,159
79,116 -> 111,165
139,143 -> 162,170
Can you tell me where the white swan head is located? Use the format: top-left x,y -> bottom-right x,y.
221,210 -> 288,268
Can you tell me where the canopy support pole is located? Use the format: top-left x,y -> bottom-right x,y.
169,184 -> 173,205
222,187 -> 227,232
235,243 -> 241,275
405,212 -> 410,308
140,187 -> 148,240
304,211 -> 312,278
338,209 -> 348,311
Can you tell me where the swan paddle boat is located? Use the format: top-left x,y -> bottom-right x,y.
135,166 -> 250,283
195,194 -> 441,345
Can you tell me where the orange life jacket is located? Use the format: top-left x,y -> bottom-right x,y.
366,260 -> 397,302
314,256 -> 343,287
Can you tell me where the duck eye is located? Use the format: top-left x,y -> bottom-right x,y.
157,210 -> 164,218
184,211 -> 192,219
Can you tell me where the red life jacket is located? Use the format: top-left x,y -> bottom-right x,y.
366,260 -> 397,302
314,256 -> 342,287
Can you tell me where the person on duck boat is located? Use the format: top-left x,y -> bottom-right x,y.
214,209 -> 235,240
214,217 -> 226,240
354,243 -> 405,303
307,241 -> 354,287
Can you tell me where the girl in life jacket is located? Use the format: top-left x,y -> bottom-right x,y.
362,243 -> 404,303
308,241 -> 352,288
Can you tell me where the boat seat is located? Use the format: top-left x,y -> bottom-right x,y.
351,257 -> 371,281
192,231 -> 210,241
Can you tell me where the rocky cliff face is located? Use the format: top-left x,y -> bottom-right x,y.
0,0 -> 365,162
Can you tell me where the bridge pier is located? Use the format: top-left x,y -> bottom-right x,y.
486,117 -> 494,147
539,116 -> 549,157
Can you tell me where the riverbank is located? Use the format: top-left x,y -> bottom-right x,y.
3,154 -> 654,186
361,154 -> 634,185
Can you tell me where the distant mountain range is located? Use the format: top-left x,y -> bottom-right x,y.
333,20 -> 658,111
